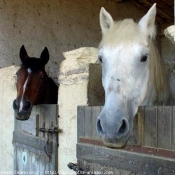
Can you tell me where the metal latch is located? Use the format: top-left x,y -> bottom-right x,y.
39,127 -> 63,133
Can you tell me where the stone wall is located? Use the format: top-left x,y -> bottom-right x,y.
0,0 -> 147,82
0,66 -> 18,172
161,32 -> 175,98
58,47 -> 99,174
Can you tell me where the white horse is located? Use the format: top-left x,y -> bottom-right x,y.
96,4 -> 172,148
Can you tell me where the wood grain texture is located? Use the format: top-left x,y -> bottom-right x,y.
77,106 -> 85,143
84,106 -> 92,138
157,106 -> 172,150
143,106 -> 158,147
77,143 -> 175,175
13,104 -> 58,173
77,105 -> 175,174
172,106 -> 175,151
91,106 -> 101,140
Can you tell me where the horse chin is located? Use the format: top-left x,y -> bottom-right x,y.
15,111 -> 31,121
102,135 -> 129,148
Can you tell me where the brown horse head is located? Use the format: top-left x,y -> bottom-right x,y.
13,45 -> 58,120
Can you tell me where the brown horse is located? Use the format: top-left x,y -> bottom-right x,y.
13,45 -> 58,120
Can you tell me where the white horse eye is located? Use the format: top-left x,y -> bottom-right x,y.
140,55 -> 148,62
98,55 -> 103,63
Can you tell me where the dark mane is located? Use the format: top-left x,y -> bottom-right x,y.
21,57 -> 45,71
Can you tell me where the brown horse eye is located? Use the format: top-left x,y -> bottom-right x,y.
16,72 -> 19,76
40,75 -> 44,79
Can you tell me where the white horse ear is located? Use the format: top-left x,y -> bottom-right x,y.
138,3 -> 156,39
100,7 -> 114,35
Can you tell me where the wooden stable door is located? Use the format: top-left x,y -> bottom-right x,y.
13,105 -> 59,174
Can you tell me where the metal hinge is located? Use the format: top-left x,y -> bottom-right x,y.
39,127 -> 63,133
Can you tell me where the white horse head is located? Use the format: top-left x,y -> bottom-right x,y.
97,4 -> 170,148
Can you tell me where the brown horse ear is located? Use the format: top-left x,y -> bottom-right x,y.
20,45 -> 28,63
40,47 -> 49,65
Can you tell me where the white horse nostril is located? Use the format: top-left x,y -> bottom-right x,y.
118,119 -> 127,136
97,119 -> 104,135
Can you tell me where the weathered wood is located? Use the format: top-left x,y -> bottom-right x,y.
13,104 -> 58,173
77,106 -> 85,143
91,106 -> 101,140
84,106 -> 92,138
77,105 -> 175,174
129,0 -> 170,23
154,0 -> 173,15
88,64 -> 105,106
21,114 -> 39,136
15,145 -> 49,173
157,106 -> 172,150
128,114 -> 140,146
172,106 -> 175,151
78,160 -> 135,175
79,106 -> 175,150
137,0 -> 173,21
43,104 -> 58,172
77,143 -> 175,175
137,106 -> 144,146
13,131 -> 53,153
128,107 -> 144,146
143,106 -> 157,147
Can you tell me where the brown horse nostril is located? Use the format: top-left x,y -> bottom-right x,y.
13,99 -> 18,110
23,101 -> 32,112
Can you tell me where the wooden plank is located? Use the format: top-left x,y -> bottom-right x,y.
91,106 -> 101,140
172,106 -> 175,151
128,114 -> 138,146
80,138 -> 175,159
78,162 -> 120,175
17,147 -> 23,171
141,0 -> 173,21
39,105 -> 50,139
14,146 -> 18,171
21,114 -> 39,136
153,0 -> 173,16
143,106 -> 157,147
157,106 -> 172,150
164,0 -> 174,6
77,143 -> 175,175
15,146 -> 49,173
39,104 -> 58,172
14,118 -> 22,131
128,107 -> 144,146
129,0 -> 166,23
88,64 -> 105,106
138,106 -> 144,146
14,104 -> 58,173
84,106 -> 92,138
13,131 -> 52,153
77,106 -> 85,143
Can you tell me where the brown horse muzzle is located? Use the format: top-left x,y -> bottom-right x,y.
13,99 -> 32,120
